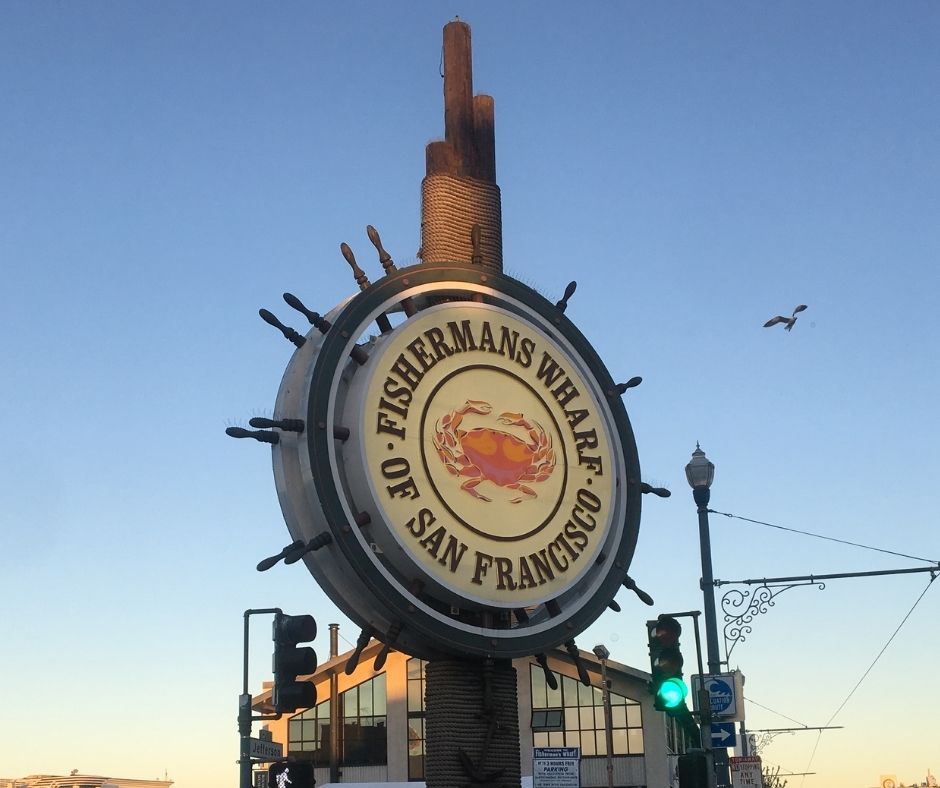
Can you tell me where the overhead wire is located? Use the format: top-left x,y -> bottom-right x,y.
744,696 -> 820,784
823,572 -> 936,726
708,509 -> 937,564
713,508 -> 937,785
744,696 -> 808,728
800,573 -> 937,785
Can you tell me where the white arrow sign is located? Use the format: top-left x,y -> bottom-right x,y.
710,722 -> 737,748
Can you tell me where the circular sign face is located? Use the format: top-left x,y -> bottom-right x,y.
705,677 -> 734,715
345,303 -> 616,608
269,263 -> 642,659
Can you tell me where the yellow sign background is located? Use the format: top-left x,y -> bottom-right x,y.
359,303 -> 617,606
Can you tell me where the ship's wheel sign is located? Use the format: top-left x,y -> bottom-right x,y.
261,260 -> 643,659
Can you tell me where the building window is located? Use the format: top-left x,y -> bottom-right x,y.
531,708 -> 564,730
407,657 -> 427,781
530,664 -> 644,756
342,673 -> 388,766
289,699 -> 331,766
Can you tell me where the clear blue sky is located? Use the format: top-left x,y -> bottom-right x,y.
2,3 -> 938,787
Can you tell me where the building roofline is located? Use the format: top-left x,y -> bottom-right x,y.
251,638 -> 651,711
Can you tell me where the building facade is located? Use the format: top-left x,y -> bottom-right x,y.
0,776 -> 172,788
253,636 -> 691,787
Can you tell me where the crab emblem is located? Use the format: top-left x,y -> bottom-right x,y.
431,399 -> 556,503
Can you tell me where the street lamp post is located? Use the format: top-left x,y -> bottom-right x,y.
593,644 -> 615,788
685,444 -> 721,675
685,444 -> 730,788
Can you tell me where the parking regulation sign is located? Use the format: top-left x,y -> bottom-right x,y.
534,747 -> 580,787
730,755 -> 762,788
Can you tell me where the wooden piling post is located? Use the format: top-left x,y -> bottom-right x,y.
421,19 -> 503,273
421,20 -> 519,788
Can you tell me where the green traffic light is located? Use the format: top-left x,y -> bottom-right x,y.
656,677 -> 688,709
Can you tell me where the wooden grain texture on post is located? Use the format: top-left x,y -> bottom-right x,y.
474,94 -> 496,182
426,139 -> 461,177
443,19 -> 476,177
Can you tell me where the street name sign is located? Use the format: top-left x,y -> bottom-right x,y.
248,737 -> 284,761
730,755 -> 762,788
710,722 -> 737,749
534,747 -> 580,788
691,671 -> 744,721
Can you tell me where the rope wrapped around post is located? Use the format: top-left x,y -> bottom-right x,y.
425,659 -> 520,787
421,174 -> 502,272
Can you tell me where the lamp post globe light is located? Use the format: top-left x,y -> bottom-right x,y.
685,443 -> 715,497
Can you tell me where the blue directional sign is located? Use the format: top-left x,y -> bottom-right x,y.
710,722 -> 737,749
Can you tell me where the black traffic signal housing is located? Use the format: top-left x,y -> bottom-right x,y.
647,614 -> 689,716
678,748 -> 716,788
268,759 -> 314,788
272,612 -> 318,714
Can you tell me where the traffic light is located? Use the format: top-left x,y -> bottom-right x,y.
678,748 -> 715,788
647,614 -> 689,715
272,612 -> 318,713
268,759 -> 314,788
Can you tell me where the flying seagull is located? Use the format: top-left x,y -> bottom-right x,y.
764,304 -> 808,331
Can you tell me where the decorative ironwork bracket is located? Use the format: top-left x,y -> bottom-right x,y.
715,562 -> 938,662
720,580 -> 825,661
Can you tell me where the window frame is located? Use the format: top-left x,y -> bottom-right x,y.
340,672 -> 388,767
529,663 -> 644,757
406,657 -> 427,781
